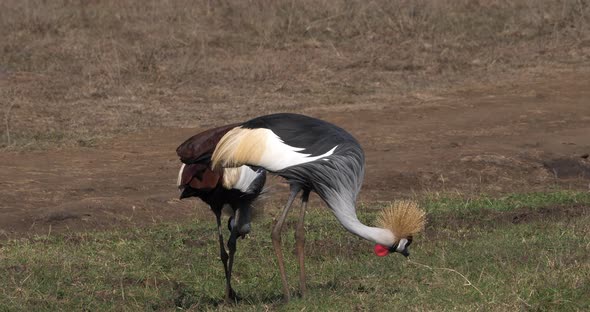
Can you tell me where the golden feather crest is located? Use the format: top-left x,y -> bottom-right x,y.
377,200 -> 426,240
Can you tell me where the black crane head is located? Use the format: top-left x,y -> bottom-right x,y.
227,216 -> 251,239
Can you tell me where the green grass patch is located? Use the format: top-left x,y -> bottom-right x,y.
420,190 -> 590,214
1,191 -> 589,311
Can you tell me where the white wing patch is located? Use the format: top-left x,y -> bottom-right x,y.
211,127 -> 338,172
232,166 -> 261,192
177,163 -> 186,186
259,129 -> 337,171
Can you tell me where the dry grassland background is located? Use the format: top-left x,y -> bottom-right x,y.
1,0 -> 589,148
1,1 -> 590,310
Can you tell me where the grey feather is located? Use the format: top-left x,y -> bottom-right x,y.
277,142 -> 365,232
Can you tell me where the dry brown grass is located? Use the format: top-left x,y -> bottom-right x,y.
1,0 -> 589,148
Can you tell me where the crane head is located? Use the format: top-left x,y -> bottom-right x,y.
374,237 -> 412,257
374,200 -> 426,257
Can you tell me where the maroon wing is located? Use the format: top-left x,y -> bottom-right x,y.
176,123 -> 240,164
180,162 -> 221,190
176,123 -> 240,191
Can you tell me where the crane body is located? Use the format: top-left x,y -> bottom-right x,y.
176,125 -> 266,303
177,113 -> 425,302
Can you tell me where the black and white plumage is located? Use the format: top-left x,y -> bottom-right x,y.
208,113 -> 419,301
176,124 -> 266,303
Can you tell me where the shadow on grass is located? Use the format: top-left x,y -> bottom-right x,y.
171,281 -> 286,309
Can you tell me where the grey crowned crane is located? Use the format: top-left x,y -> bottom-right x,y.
178,113 -> 425,302
176,124 -> 266,303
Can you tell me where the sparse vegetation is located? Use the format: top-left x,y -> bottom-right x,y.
1,0 -> 589,148
1,191 -> 589,311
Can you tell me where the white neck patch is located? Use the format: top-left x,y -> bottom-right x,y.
396,238 -> 409,252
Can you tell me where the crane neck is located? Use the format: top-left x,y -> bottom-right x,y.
335,212 -> 395,246
324,192 -> 395,246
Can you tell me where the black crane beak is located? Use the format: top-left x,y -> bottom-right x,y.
389,237 -> 412,258
399,248 -> 410,258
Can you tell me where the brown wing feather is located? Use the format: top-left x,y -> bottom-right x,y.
188,165 -> 221,190
176,123 -> 240,164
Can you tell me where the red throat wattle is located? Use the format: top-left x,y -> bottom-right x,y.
374,244 -> 390,257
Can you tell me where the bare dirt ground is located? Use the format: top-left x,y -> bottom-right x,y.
1,67 -> 589,238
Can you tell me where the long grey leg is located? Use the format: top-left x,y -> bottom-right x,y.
296,190 -> 310,298
272,184 -> 301,302
213,209 -> 234,303
226,212 -> 240,303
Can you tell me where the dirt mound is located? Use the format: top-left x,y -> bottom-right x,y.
543,156 -> 590,179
